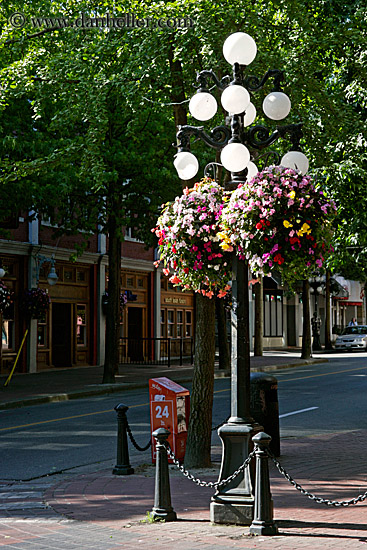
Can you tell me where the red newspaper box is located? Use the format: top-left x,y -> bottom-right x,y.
149,377 -> 190,463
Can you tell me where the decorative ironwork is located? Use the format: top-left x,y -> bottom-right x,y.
244,122 -> 303,151
244,69 -> 284,92
176,124 -> 231,151
194,69 -> 228,92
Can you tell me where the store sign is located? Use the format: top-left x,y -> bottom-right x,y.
164,297 -> 186,304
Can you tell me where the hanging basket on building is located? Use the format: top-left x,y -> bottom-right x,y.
101,291 -> 128,315
0,281 -> 14,315
220,166 -> 336,286
153,178 -> 232,299
20,288 -> 51,320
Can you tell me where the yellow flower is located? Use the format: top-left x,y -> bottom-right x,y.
297,222 -> 312,237
220,243 -> 233,251
283,220 -> 293,228
289,190 -> 296,200
218,231 -> 231,243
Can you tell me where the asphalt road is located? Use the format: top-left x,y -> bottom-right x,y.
0,354 -> 366,481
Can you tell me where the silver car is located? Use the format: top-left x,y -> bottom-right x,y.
335,326 -> 367,351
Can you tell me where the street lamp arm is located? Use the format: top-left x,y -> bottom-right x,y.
245,124 -> 282,150
244,69 -> 284,92
244,122 -> 303,151
176,124 -> 231,151
194,69 -> 228,92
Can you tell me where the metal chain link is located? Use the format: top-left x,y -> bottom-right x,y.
268,450 -> 367,507
164,442 -> 256,489
126,420 -> 152,452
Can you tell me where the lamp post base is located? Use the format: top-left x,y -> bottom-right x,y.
210,499 -> 254,525
210,420 -> 261,525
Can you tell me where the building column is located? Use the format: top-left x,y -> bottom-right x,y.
27,212 -> 39,373
154,267 -> 161,361
96,233 -> 107,366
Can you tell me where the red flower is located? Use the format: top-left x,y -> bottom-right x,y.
256,222 -> 263,230
274,254 -> 285,265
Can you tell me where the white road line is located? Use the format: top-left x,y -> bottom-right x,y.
279,406 -> 319,418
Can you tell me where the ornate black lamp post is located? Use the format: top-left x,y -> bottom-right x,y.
309,273 -> 323,351
173,32 -> 308,525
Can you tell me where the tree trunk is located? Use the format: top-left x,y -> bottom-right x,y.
102,214 -> 121,384
184,294 -> 216,468
216,297 -> 230,372
167,40 -> 217,467
301,279 -> 312,359
324,270 -> 333,350
254,276 -> 263,356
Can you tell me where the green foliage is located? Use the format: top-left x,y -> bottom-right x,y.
0,0 -> 366,277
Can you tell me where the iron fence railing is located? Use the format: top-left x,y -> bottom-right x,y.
118,337 -> 194,368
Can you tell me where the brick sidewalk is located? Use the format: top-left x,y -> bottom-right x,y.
1,430 -> 366,549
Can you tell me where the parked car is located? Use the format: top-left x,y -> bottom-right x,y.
335,326 -> 367,351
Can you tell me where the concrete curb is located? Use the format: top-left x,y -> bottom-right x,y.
0,358 -> 328,411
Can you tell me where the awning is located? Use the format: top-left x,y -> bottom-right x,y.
336,301 -> 362,307
330,277 -> 349,299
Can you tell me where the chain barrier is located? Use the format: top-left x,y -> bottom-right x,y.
164,442 -> 256,489
126,420 -> 152,452
268,449 -> 367,507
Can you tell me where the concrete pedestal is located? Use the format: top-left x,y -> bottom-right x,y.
210,421 -> 259,525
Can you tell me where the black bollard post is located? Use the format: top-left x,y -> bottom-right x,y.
151,428 -> 177,522
113,403 -> 134,475
249,432 -> 278,536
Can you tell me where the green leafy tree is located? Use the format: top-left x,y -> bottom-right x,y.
0,0 -> 180,382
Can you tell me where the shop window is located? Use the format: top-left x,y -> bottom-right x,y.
263,292 -> 283,337
76,304 -> 87,346
76,270 -> 86,282
37,312 -> 48,348
167,310 -> 174,337
177,310 -> 183,337
185,310 -> 192,337
64,269 -> 74,282
161,309 -> 166,337
2,320 -> 14,351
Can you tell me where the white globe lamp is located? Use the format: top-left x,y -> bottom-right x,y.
263,91 -> 291,120
281,151 -> 309,174
173,151 -> 199,180
243,102 -> 256,127
220,143 -> 250,173
246,161 -> 258,181
223,32 -> 257,66
189,92 -> 217,121
221,85 -> 250,114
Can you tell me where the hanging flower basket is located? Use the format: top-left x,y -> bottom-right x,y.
21,288 -> 51,320
220,166 -> 336,285
101,291 -> 128,315
153,178 -> 232,298
0,281 -> 14,314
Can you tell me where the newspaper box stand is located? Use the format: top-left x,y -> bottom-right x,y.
149,377 -> 190,464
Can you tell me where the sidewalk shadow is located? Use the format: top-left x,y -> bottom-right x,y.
277,519 -> 367,541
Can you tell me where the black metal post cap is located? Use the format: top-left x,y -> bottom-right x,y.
114,403 -> 129,413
